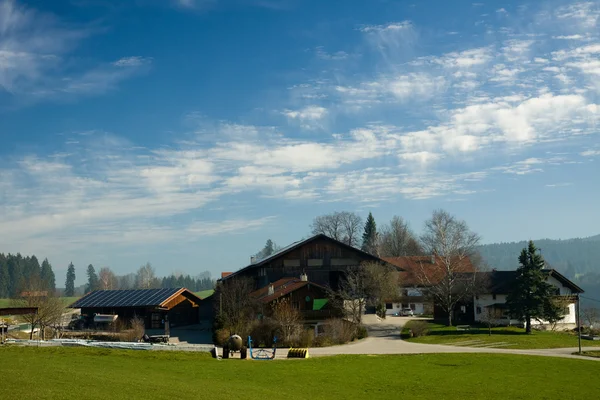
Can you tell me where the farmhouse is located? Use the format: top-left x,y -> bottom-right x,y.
69,288 -> 204,329
472,269 -> 583,329
382,255 -> 475,316
220,234 -> 392,290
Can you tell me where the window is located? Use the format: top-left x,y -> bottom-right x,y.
386,303 -> 393,310
563,307 -> 570,315
476,306 -> 482,315
402,303 -> 408,309
258,268 -> 266,277
492,294 -> 496,300
460,306 -> 466,313
409,304 -> 416,310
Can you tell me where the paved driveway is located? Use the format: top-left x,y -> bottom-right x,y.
303,316 -> 600,362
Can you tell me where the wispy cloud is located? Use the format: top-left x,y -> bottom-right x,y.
0,1 -> 149,102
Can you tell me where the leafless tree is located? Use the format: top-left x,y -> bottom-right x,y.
582,307 -> 600,328
98,267 -> 118,290
418,209 -> 482,326
11,277 -> 66,339
377,216 -> 423,257
214,277 -> 259,337
311,211 -> 362,247
271,298 -> 302,343
480,306 -> 503,336
329,262 -> 398,323
135,263 -> 158,289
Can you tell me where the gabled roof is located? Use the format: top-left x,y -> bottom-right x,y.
250,277 -> 327,304
383,255 -> 475,286
69,288 -> 203,309
478,269 -> 583,294
221,234 -> 391,281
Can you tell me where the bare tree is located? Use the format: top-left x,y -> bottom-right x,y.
11,277 -> 65,340
311,211 -> 362,247
214,277 -> 259,337
135,263 -> 158,289
329,262 -> 398,323
418,209 -> 481,326
377,216 -> 423,257
480,306 -> 503,336
271,298 -> 302,343
362,262 -> 399,318
98,267 -> 118,290
582,307 -> 600,328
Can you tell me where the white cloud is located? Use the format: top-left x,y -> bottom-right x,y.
315,47 -> 349,60
555,2 -> 600,29
581,149 -> 600,157
283,105 -> 328,129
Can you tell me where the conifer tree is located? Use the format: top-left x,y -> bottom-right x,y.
506,241 -> 564,333
65,263 -> 76,297
86,264 -> 99,293
361,212 -> 378,255
40,258 -> 56,293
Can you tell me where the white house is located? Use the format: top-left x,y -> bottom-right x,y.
473,269 -> 582,329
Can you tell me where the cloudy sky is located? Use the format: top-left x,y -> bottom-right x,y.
1,0 -> 599,284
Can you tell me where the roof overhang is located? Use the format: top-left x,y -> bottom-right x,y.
0,307 -> 38,316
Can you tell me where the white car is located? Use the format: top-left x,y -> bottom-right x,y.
400,308 -> 414,316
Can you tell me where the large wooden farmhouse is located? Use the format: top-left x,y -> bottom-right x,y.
220,234 -> 391,290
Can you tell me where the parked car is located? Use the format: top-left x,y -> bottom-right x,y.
401,308 -> 414,316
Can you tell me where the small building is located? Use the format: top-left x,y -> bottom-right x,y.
69,288 -> 203,329
249,274 -> 340,335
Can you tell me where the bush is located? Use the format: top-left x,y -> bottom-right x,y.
213,328 -> 231,346
355,325 -> 368,340
409,321 -> 430,338
297,328 -> 315,348
376,304 -> 387,319
249,319 -> 280,347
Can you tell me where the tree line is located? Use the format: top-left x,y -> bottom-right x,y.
0,253 -> 56,299
0,254 -> 214,299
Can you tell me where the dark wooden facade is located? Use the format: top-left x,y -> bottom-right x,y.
224,234 -> 385,290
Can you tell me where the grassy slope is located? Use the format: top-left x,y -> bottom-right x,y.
0,347 -> 599,399
0,297 -> 80,309
404,321 -> 600,349
195,289 -> 214,299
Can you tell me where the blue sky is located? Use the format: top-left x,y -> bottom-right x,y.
1,0 -> 600,284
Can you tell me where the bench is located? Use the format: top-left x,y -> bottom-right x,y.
456,325 -> 472,331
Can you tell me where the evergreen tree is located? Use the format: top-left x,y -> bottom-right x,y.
40,258 -> 56,293
7,255 -> 24,298
0,254 -> 9,298
65,263 -> 76,297
86,264 -> 99,293
506,241 -> 564,333
361,212 -> 378,255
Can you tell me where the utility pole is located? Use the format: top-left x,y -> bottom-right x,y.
577,293 -> 582,355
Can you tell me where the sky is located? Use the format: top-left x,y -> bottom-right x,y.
1,0 -> 599,284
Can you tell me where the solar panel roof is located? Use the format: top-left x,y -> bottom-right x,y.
69,288 -> 184,308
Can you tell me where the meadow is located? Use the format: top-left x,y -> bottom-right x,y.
403,321 -> 600,349
0,346 -> 598,400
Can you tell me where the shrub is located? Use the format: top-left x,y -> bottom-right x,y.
376,304 -> 387,319
213,328 -> 231,346
249,319 -> 280,347
121,316 -> 145,342
297,328 -> 315,348
409,321 -> 430,337
355,325 -> 368,340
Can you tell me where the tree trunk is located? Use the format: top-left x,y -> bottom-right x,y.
525,315 -> 531,334
29,324 -> 34,340
447,311 -> 452,327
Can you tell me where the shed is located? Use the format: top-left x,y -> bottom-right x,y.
69,288 -> 202,329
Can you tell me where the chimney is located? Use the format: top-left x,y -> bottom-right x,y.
250,256 -> 256,264
300,272 -> 308,282
431,254 -> 435,264
267,283 -> 274,296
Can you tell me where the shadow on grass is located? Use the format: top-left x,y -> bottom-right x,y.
416,321 -> 529,337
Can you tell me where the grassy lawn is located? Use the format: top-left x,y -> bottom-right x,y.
404,320 -> 600,349
195,289 -> 214,299
0,347 -> 598,399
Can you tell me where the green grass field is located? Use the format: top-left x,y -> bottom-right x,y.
0,297 -> 80,309
195,289 -> 214,299
0,347 -> 598,399
404,321 -> 600,349
580,351 -> 600,358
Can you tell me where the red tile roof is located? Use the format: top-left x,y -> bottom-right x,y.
221,272 -> 233,279
250,277 -> 326,304
382,255 -> 475,286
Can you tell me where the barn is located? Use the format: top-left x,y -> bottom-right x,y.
69,288 -> 203,329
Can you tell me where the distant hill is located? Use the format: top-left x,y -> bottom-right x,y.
478,234 -> 600,307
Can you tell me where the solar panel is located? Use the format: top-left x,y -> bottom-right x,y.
70,288 -> 182,308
